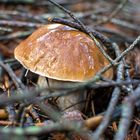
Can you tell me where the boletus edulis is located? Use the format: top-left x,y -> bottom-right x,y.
14,24 -> 113,115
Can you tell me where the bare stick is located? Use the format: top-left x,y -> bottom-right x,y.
92,43 -> 124,139
96,0 -> 128,25
115,85 -> 140,140
0,61 -> 25,90
48,0 -> 87,31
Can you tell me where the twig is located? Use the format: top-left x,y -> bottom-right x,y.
92,43 -> 124,139
124,62 -> 134,94
113,36 -> 140,63
97,35 -> 140,76
0,10 -> 46,23
96,0 -> 128,25
6,105 -> 16,122
0,20 -> 41,28
36,79 -> 140,91
0,0 -> 80,5
0,26 -> 12,32
35,101 -> 61,122
115,85 -> 140,140
0,61 -> 25,90
19,107 -> 26,127
48,0 -> 87,31
111,18 -> 140,32
25,114 -> 34,127
16,103 -> 29,126
94,26 -> 134,43
0,0 -> 35,4
0,31 -> 33,40
0,79 -> 140,108
0,121 -> 17,126
92,15 -> 140,32
0,121 -> 87,137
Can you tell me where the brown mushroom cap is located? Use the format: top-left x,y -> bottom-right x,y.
14,24 -> 112,82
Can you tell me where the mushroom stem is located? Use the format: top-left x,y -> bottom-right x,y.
37,76 -> 86,112
47,78 -> 86,112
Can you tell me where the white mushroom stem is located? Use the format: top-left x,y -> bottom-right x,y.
37,76 -> 86,112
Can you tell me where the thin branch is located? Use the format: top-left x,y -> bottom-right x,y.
0,26 -> 12,32
115,85 -> 140,140
92,15 -> 140,32
0,31 -> 33,41
0,116 -> 90,139
0,20 -> 41,28
0,10 -> 46,23
96,0 -> 128,25
47,0 -> 87,31
0,61 -> 25,90
92,43 -> 124,139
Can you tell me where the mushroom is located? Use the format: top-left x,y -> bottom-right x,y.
14,24 -> 113,114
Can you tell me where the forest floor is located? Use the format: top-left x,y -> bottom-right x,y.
0,0 -> 140,140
